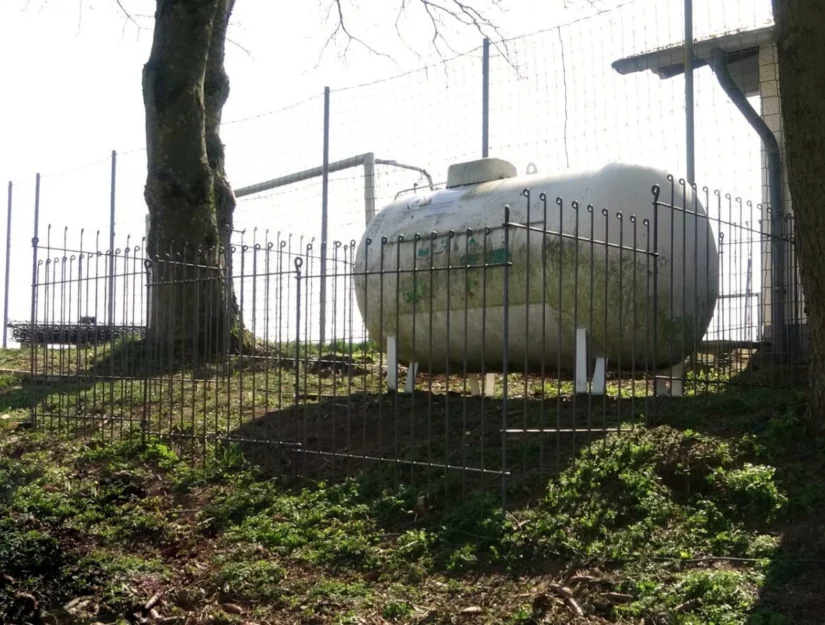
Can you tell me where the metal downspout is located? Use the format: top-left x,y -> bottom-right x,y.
710,47 -> 786,355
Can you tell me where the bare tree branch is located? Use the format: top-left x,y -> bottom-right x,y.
420,0 -> 461,58
318,0 -> 395,65
320,0 -> 505,66
394,0 -> 423,61
227,36 -> 253,58
21,0 -> 47,14
417,0 -> 509,59
114,0 -> 140,29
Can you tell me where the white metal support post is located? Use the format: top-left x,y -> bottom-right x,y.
575,328 -> 607,395
387,335 -> 398,391
468,373 -> 496,397
656,363 -> 685,397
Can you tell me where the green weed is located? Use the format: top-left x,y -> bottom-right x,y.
381,599 -> 414,621
215,559 -> 286,603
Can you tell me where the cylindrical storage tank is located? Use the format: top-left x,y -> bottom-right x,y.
354,159 -> 719,373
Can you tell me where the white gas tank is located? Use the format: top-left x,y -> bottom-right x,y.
354,158 -> 719,373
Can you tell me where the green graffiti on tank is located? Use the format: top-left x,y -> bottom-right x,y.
402,277 -> 429,305
364,231 -> 715,368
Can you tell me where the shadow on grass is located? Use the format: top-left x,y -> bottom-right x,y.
226,372 -> 825,622
6,339 -> 825,622
231,388 -> 645,500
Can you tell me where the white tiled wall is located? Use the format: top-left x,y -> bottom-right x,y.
758,42 -> 807,346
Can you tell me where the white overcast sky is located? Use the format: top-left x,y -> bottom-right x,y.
0,0 -> 603,177
0,0 -> 773,329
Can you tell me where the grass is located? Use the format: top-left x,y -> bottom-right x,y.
0,344 -> 823,624
13,339 -> 802,493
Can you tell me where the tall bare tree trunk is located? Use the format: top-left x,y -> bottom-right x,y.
142,0 -> 239,354
772,0 -> 825,433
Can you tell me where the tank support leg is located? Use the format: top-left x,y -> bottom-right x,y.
468,373 -> 496,397
655,363 -> 685,398
575,329 -> 589,394
575,328 -> 607,396
386,335 -> 398,392
484,373 -> 496,397
385,335 -> 419,394
404,362 -> 419,394
592,357 -> 607,395
671,363 -> 684,397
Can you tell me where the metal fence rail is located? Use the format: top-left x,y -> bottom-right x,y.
23,175 -> 805,506
8,322 -> 147,346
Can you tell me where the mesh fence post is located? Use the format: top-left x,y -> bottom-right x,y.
501,205 -> 510,508
29,173 -> 41,427
685,0 -> 696,184
320,87 -> 331,348
108,150 -> 117,329
482,37 -> 490,158
3,181 -> 12,349
364,152 -> 376,226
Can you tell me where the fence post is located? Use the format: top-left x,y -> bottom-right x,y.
684,0 -> 695,183
3,182 -> 12,349
482,38 -> 490,158
29,174 -> 41,426
320,87 -> 330,347
651,185 -> 660,422
294,256 -> 303,401
501,205 -> 510,507
141,257 -> 153,447
108,150 -> 117,327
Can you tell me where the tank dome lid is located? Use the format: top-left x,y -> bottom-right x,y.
446,158 -> 517,188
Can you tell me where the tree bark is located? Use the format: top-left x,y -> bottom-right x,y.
772,0 -> 825,433
205,0 -> 237,268
142,0 -> 239,355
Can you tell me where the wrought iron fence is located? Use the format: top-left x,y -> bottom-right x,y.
23,175 -> 805,506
